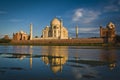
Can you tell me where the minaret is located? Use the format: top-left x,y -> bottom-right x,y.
100,26 -> 102,38
76,25 -> 78,38
30,23 -> 33,40
60,19 -> 62,39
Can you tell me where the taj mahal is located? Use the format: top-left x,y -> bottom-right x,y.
13,17 -> 68,40
12,17 -> 116,43
41,18 -> 68,39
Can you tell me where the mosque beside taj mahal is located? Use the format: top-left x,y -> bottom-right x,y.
12,17 -> 116,44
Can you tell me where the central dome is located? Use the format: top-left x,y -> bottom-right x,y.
51,18 -> 60,26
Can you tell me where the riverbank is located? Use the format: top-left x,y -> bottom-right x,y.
0,42 -> 120,48
0,38 -> 120,47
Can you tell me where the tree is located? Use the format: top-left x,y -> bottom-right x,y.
115,35 -> 120,43
35,36 -> 38,38
3,35 -> 9,39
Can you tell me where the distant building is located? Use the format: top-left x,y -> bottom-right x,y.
13,31 -> 29,40
41,18 -> 68,39
100,22 -> 116,42
13,24 -> 32,40
3,35 -> 9,39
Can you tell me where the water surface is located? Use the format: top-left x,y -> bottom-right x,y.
0,46 -> 120,80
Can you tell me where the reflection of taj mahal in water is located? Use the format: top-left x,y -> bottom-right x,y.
41,46 -> 68,73
11,46 -> 117,73
12,46 -> 68,73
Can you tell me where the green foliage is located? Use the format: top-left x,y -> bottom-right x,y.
35,36 -> 38,38
115,35 -> 120,43
0,38 -> 11,43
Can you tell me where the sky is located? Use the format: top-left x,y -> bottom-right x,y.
0,0 -> 120,38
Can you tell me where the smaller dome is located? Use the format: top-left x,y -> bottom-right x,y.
19,30 -> 27,34
44,26 -> 49,30
107,22 -> 115,29
20,30 -> 24,33
51,18 -> 60,26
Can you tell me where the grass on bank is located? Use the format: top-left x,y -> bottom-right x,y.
0,42 -> 120,47
0,39 -> 11,43
0,38 -> 120,47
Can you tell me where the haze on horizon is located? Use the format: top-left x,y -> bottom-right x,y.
0,0 -> 120,38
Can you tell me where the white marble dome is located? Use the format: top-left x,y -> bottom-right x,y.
51,18 -> 60,26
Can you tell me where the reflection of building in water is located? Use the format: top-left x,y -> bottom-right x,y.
12,54 -> 26,60
12,46 -> 33,69
100,49 -> 117,70
41,46 -> 68,73
29,46 -> 33,69
13,46 -> 29,54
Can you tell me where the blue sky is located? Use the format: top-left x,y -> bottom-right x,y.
0,0 -> 120,38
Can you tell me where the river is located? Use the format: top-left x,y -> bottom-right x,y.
0,46 -> 120,80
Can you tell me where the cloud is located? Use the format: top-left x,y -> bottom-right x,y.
0,11 -> 7,14
9,19 -> 24,22
103,0 -> 120,12
72,9 -> 83,22
71,0 -> 120,25
104,5 -> 119,12
78,28 -> 99,33
69,27 -> 99,34
119,0 -> 120,5
72,8 -> 101,24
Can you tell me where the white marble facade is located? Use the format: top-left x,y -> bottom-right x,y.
42,18 -> 68,39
